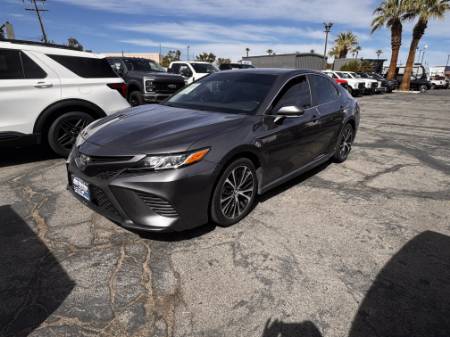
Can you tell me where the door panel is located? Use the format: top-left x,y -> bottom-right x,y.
258,75 -> 322,186
0,49 -> 61,134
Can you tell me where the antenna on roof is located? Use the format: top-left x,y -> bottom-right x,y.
23,0 -> 48,43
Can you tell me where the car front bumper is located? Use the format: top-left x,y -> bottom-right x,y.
141,92 -> 173,103
66,150 -> 218,232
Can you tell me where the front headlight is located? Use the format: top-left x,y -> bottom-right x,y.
139,148 -> 210,170
144,77 -> 155,92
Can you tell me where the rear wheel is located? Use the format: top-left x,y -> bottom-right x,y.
419,84 -> 428,93
333,123 -> 354,163
210,158 -> 257,227
47,111 -> 94,157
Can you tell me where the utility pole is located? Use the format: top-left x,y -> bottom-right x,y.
323,22 -> 333,69
187,45 -> 190,61
24,0 -> 48,43
446,54 -> 450,68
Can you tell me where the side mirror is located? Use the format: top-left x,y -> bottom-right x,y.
276,105 -> 304,116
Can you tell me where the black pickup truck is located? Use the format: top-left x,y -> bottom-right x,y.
106,57 -> 185,106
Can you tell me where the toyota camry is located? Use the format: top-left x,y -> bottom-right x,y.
67,69 -> 359,232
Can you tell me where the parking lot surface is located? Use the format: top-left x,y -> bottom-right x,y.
1,91 -> 449,337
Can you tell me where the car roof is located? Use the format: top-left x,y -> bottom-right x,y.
0,40 -> 101,58
219,68 -> 323,77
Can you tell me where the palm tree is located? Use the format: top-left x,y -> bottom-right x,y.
245,47 -> 250,57
371,0 -> 409,81
266,49 -> 274,55
376,49 -> 384,58
352,46 -> 362,58
332,32 -> 359,59
400,0 -> 450,90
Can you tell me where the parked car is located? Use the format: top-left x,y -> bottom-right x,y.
168,61 -> 218,84
0,39 -> 130,156
342,71 -> 379,94
393,65 -> 431,92
106,57 -> 185,106
430,75 -> 449,89
67,69 -> 360,232
323,70 -> 365,96
370,72 -> 398,92
357,72 -> 388,93
219,63 -> 255,70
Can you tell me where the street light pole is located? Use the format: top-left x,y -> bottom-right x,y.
323,22 -> 333,69
445,54 -> 450,68
420,44 -> 428,64
187,45 -> 190,61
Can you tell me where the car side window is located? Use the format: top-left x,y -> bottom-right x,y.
0,49 -> 23,79
21,52 -> 47,79
170,64 -> 182,74
272,76 -> 311,112
308,74 -> 339,106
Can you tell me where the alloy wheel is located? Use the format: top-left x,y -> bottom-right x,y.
54,116 -> 91,152
220,165 -> 255,220
339,125 -> 353,159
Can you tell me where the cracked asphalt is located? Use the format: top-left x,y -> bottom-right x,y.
1,90 -> 450,337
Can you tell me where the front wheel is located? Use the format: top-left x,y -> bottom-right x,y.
210,158 -> 257,227
333,123 -> 354,163
419,85 -> 428,93
47,111 -> 94,157
128,91 -> 143,106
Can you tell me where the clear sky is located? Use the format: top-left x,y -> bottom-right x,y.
2,0 -> 449,66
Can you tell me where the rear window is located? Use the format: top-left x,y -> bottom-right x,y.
47,54 -> 118,78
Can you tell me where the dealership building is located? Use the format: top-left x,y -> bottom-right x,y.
242,53 -> 326,70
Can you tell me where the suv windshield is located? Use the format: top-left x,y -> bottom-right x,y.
124,58 -> 165,72
191,63 -> 218,74
165,72 -> 275,114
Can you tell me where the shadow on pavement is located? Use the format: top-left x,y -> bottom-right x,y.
137,222 -> 217,242
261,230 -> 450,337
0,205 -> 75,337
0,145 -> 59,168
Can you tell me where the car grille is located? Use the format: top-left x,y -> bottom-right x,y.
358,83 -> 365,89
90,185 -> 121,219
135,191 -> 178,218
371,82 -> 378,89
153,81 -> 184,94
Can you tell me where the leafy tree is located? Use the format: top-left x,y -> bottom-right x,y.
331,32 -> 359,58
245,47 -> 250,57
400,0 -> 450,90
161,50 -> 181,68
216,58 -> 231,65
67,37 -> 83,51
341,59 -> 374,72
196,52 -> 216,63
266,49 -> 274,55
371,0 -> 409,80
351,45 -> 362,58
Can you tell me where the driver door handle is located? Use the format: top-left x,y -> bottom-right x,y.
34,81 -> 53,89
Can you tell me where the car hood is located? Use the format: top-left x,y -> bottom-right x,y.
78,105 -> 247,156
128,71 -> 184,82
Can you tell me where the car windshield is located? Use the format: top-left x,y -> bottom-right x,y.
336,72 -> 352,79
359,73 -> 369,78
165,72 -> 276,114
124,59 -> 165,72
191,63 -> 218,74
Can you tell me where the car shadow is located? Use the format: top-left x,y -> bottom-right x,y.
136,222 -> 217,242
260,230 -> 450,337
258,161 -> 331,203
0,144 -> 59,168
0,205 -> 75,337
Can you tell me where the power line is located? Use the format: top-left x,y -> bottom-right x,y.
24,0 -> 48,43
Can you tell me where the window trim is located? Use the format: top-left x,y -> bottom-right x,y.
19,51 -> 48,79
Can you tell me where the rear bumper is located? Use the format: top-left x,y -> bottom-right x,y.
375,86 -> 388,93
66,152 -> 218,232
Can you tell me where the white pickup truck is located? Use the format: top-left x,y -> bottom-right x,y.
430,76 -> 449,89
168,61 -> 219,84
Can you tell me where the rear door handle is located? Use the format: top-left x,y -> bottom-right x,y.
34,81 -> 53,89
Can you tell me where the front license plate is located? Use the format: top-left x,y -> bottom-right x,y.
72,176 -> 90,201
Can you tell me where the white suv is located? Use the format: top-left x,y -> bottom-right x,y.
0,40 -> 130,156
323,70 -> 366,96
168,61 -> 218,84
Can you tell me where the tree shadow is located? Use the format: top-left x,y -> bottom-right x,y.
0,145 -> 59,168
261,231 -> 450,337
0,205 -> 75,337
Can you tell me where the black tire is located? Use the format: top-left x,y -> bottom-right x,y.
431,84 -> 436,90
333,123 -> 354,163
47,111 -> 94,157
210,158 -> 257,227
419,85 -> 428,93
128,91 -> 143,106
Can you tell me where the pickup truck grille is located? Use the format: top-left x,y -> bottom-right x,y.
153,82 -> 184,94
